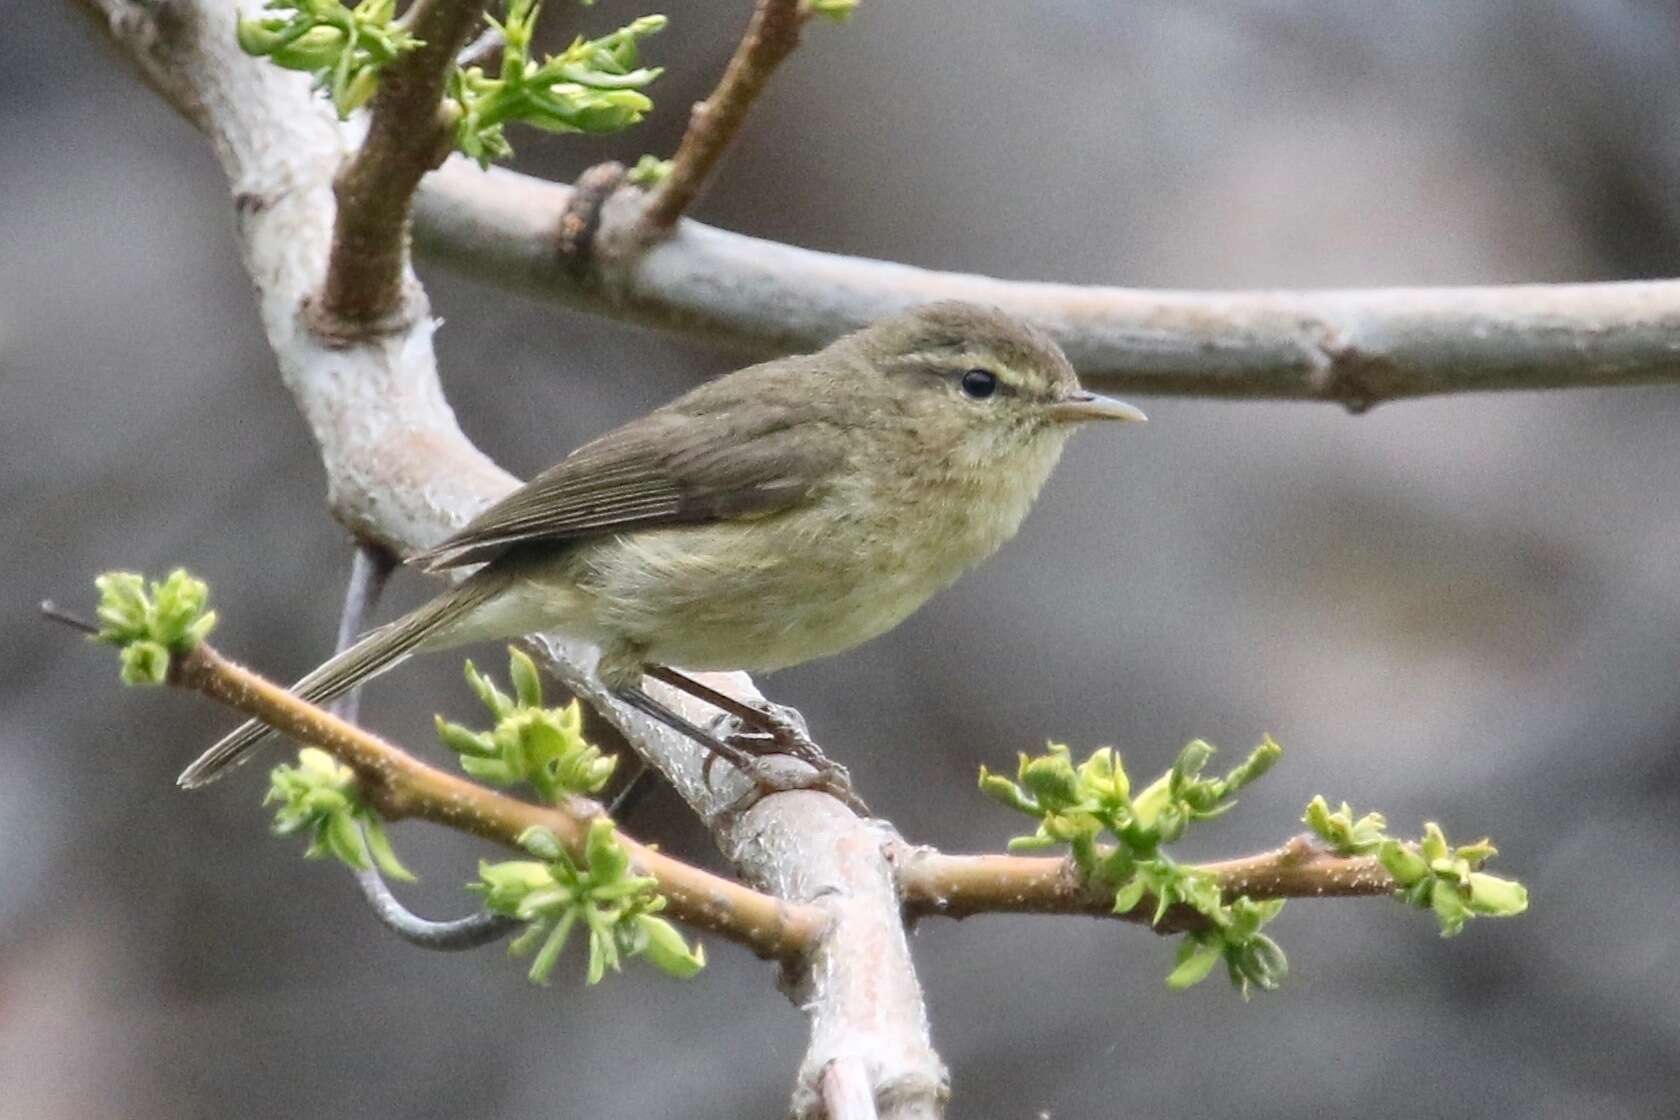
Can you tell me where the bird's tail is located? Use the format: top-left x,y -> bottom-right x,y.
176,575 -> 504,789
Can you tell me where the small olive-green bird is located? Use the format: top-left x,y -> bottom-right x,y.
179,302 -> 1144,788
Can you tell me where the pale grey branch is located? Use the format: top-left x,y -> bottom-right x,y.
414,160 -> 1680,410
821,1057 -> 883,1120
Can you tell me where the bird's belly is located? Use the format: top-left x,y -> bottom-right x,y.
575,512 -> 992,673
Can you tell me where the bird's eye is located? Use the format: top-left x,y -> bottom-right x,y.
960,369 -> 999,400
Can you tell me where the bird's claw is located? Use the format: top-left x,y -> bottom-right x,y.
706,701 -> 821,765
724,757 -> 869,818
700,704 -> 865,815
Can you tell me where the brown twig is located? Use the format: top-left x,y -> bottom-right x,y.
894,836 -> 1395,932
634,0 -> 805,241
167,640 -> 826,962
317,0 -> 491,335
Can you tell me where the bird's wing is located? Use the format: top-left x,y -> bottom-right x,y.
412,403 -> 845,571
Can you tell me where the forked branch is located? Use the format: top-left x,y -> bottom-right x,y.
171,637 -> 828,960
318,0 -> 491,333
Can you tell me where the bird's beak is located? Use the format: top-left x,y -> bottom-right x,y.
1045,391 -> 1148,425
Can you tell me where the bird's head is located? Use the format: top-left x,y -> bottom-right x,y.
847,301 -> 1145,476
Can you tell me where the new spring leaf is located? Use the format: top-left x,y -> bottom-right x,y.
93,569 -> 218,685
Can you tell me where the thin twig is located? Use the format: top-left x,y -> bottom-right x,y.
352,864 -> 519,949
39,601 -> 99,636
325,542 -> 512,947
634,0 -> 804,240
318,0 -> 492,334
169,639 -> 827,961
893,836 -> 1395,931
328,542 -> 395,727
455,24 -> 503,69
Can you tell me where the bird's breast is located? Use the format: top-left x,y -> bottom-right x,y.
572,436 -> 1063,674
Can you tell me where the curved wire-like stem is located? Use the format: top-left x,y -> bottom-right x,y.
326,541 -> 519,950
353,863 -> 520,950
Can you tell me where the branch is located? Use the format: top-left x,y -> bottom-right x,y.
319,0 -> 491,333
82,4 -> 945,1114
168,638 -> 825,960
414,160 -> 1680,408
633,0 -> 804,241
72,0 -> 1680,406
894,836 -> 1394,932
821,1058 -> 880,1120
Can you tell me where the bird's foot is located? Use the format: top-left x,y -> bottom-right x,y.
719,756 -> 868,818
704,704 -> 864,815
708,700 -> 823,763
610,683 -> 865,814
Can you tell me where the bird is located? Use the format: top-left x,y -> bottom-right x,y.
178,301 -> 1145,790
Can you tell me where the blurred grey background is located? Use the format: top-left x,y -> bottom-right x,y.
4,2 -> 1680,1117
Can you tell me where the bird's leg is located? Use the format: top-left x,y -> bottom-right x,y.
611,684 -> 760,769
644,666 -> 838,773
643,667 -> 858,808
610,683 -> 867,815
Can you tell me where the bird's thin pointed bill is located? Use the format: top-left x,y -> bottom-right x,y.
1046,392 -> 1148,424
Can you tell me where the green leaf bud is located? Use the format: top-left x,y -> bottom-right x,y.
1430,879 -> 1470,937
584,818 -> 630,881
529,911 -> 576,985
518,826 -> 564,862
807,0 -> 860,22
119,641 -> 171,686
271,24 -> 348,70
1165,937 -> 1222,989
464,658 -> 514,719
1379,839 -> 1430,887
1420,821 -> 1451,864
362,817 -> 415,882
1112,875 -> 1148,915
1466,872 -> 1528,917
638,915 -> 706,978
1019,752 -> 1081,808
1172,739 -> 1216,786
508,647 -> 543,708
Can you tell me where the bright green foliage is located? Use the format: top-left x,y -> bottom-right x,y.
1303,798 -> 1529,936
450,3 -> 666,165
237,0 -> 422,117
626,153 -> 674,186
1166,897 -> 1288,996
435,648 -> 617,803
93,569 -> 219,685
475,821 -> 705,985
267,748 -> 414,881
806,0 -> 860,22
981,738 -> 1287,995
